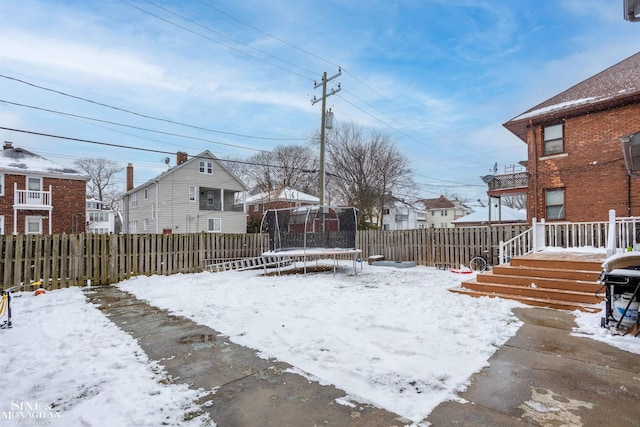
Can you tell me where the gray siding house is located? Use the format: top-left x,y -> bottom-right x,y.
120,151 -> 247,234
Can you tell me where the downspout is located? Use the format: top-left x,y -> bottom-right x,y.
628,173 -> 632,217
155,180 -> 159,234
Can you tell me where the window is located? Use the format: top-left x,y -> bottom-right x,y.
441,210 -> 448,216
0,216 -> 4,234
27,176 -> 42,191
130,193 -> 137,208
143,219 -> 149,231
199,161 -> 213,174
0,173 -> 4,196
545,188 -> 565,220
26,216 -> 42,234
207,218 -> 221,232
144,188 -> 148,199
129,221 -> 138,233
544,124 -> 563,155
151,202 -> 156,219
189,186 -> 197,202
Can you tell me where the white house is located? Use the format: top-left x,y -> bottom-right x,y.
86,198 -> 115,234
419,195 -> 471,228
381,194 -> 427,230
120,151 -> 248,234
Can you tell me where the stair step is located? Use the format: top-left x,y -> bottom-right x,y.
473,272 -> 603,293
460,278 -> 603,304
492,265 -> 601,282
450,287 -> 603,312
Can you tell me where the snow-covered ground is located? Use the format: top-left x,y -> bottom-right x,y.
1,261 -> 638,426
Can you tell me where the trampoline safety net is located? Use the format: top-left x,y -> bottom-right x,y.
261,206 -> 358,252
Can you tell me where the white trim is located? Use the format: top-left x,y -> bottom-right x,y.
207,218 -> 221,232
25,216 -> 42,235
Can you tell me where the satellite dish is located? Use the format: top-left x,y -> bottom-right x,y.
491,162 -> 498,173
163,157 -> 170,165
481,175 -> 495,184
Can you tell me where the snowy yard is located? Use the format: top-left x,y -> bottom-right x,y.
1,261 -> 639,426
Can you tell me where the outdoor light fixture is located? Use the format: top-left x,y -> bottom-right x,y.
620,131 -> 640,176
625,0 -> 640,21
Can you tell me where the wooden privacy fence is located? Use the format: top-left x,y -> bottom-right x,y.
0,225 -> 528,290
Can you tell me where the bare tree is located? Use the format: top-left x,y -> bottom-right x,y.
325,123 -> 413,227
241,145 -> 319,195
502,194 -> 527,210
74,158 -> 124,210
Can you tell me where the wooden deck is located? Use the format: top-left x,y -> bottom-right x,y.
452,252 -> 608,312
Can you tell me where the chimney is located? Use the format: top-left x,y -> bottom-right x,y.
176,151 -> 188,165
126,163 -> 134,191
3,141 -> 13,150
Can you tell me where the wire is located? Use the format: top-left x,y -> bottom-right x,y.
1,99 -> 270,152
0,75 -> 307,141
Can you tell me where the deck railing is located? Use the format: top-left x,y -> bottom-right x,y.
499,211 -> 640,264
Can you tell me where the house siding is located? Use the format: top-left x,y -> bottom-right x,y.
124,153 -> 247,234
527,103 -> 640,222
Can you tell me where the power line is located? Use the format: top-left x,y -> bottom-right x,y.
0,75 -> 307,142
0,126 -> 318,173
119,0 -> 314,81
1,99 -> 271,153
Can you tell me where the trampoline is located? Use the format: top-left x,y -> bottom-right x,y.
260,205 -> 361,274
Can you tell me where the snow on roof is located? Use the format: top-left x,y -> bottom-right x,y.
246,187 -> 319,204
504,52 -> 640,141
452,205 -> 526,224
0,145 -> 87,179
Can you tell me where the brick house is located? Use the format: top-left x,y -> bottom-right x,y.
503,52 -> 640,222
0,142 -> 89,234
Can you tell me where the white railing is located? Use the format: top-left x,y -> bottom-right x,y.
14,189 -> 52,207
499,210 -> 640,264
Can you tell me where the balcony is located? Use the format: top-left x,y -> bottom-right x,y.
488,172 -> 528,194
14,189 -> 52,209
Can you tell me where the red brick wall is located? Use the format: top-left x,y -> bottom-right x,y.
527,103 -> 640,222
0,174 -> 87,234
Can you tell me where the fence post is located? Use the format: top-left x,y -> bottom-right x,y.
607,209 -> 616,257
532,217 -> 545,252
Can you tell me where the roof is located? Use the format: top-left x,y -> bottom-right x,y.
452,205 -> 526,224
420,195 -> 456,210
246,187 -> 318,204
504,52 -> 640,142
0,145 -> 88,179
125,150 -> 247,195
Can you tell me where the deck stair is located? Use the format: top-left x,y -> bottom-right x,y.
205,255 -> 292,273
451,252 -> 607,312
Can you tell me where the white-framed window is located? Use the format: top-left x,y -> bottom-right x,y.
189,186 -> 197,202
25,216 -> 42,235
199,161 -> 213,174
27,176 -> 42,191
0,215 -> 4,234
544,123 -> 564,155
144,188 -> 148,199
129,220 -> 138,233
143,218 -> 149,231
151,202 -> 156,219
545,188 -> 565,220
130,193 -> 138,208
0,173 -> 4,196
207,218 -> 221,232
441,210 -> 448,216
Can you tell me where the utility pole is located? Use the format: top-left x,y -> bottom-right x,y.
312,68 -> 341,207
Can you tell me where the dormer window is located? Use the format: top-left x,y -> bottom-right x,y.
199,161 -> 213,174
543,123 -> 563,155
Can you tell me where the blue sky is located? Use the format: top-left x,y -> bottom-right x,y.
1,0 -> 639,203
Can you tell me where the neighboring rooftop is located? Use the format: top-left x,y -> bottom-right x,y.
420,195 -> 456,210
0,141 -> 87,178
504,51 -> 640,141
246,187 -> 319,204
